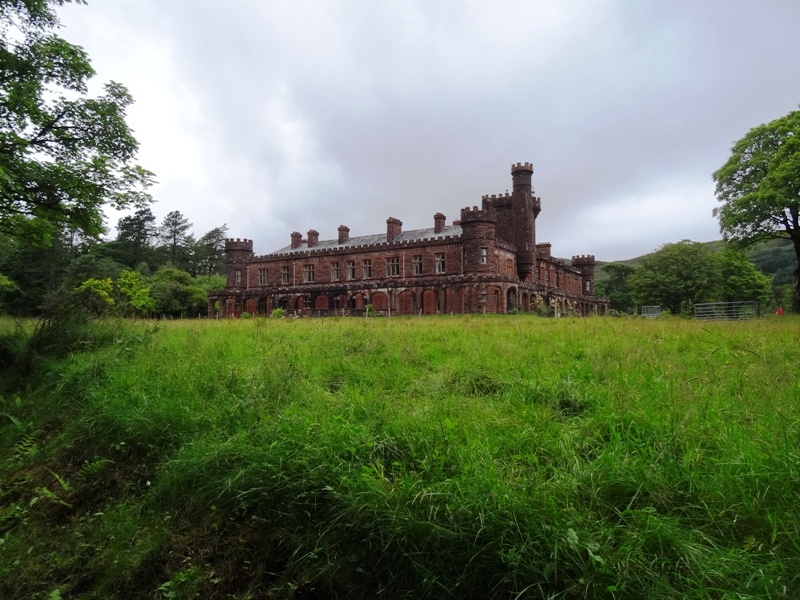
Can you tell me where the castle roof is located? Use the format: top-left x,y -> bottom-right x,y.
269,224 -> 463,255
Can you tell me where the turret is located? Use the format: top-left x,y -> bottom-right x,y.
511,162 -> 537,281
224,238 -> 254,289
571,255 -> 596,296
460,201 -> 496,274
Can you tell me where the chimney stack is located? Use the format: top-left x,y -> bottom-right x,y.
338,225 -> 350,244
290,231 -> 302,249
386,217 -> 402,243
307,229 -> 319,247
434,212 -> 446,234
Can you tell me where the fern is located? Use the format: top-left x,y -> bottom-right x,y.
2,412 -> 23,429
76,459 -> 113,484
12,430 -> 40,460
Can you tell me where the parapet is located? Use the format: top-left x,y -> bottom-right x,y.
511,162 -> 534,173
571,254 -> 596,266
225,238 -> 253,252
460,204 -> 497,223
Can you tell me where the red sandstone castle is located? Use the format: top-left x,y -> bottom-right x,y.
208,163 -> 608,317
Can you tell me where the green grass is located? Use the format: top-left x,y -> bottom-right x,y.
1,314 -> 800,598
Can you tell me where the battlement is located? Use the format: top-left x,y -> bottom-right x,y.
460,205 -> 496,223
225,238 -> 253,252
481,192 -> 512,202
511,162 -> 534,173
571,254 -> 596,265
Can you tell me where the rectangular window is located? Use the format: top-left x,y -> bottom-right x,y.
258,268 -> 268,286
412,255 -> 423,275
303,264 -> 315,283
330,262 -> 339,281
234,269 -> 242,287
362,259 -> 372,278
585,280 -> 591,293
435,253 -> 446,274
281,266 -> 290,285
480,247 -> 488,264
346,260 -> 356,280
386,256 -> 399,277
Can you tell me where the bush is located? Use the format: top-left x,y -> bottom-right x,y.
271,307 -> 286,318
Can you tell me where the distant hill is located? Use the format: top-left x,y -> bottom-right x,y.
593,239 -> 797,285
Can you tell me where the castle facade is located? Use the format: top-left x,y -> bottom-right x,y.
208,163 -> 608,317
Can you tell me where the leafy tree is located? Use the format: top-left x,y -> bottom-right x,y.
159,210 -> 192,267
111,207 -> 158,269
716,247 -> 772,306
595,262 -> 636,313
192,224 -> 228,276
148,266 -> 206,317
73,277 -> 114,315
629,241 -> 720,314
713,108 -> 800,311
0,0 -> 154,245
116,268 -> 153,316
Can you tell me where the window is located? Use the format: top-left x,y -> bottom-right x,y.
362,259 -> 372,278
412,255 -> 423,275
585,280 -> 591,293
435,253 -> 446,274
346,260 -> 356,280
234,269 -> 242,287
258,268 -> 268,286
330,262 -> 339,281
303,264 -> 315,283
386,256 -> 399,277
281,266 -> 290,285
480,247 -> 488,264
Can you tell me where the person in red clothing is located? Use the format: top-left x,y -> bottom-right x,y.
776,307 -> 784,316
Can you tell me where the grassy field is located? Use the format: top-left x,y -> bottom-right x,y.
1,314 -> 799,598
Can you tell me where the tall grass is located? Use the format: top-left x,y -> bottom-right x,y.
1,315 -> 799,598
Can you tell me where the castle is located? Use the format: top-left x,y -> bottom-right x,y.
208,163 -> 608,317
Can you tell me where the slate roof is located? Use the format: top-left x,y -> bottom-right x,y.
268,224 -> 463,255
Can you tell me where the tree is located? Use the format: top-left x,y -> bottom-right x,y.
716,247 -> 772,306
595,262 -> 636,313
629,241 -> 720,314
0,0 -> 154,245
192,224 -> 228,276
713,108 -> 800,311
112,207 -> 158,268
159,210 -> 192,267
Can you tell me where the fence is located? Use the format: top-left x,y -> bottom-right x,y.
641,306 -> 661,319
693,301 -> 759,321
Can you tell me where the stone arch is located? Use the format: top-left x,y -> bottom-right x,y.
371,291 -> 388,311
506,287 -> 518,312
314,295 -> 329,310
398,290 -> 415,315
350,293 -> 365,310
422,289 -> 439,315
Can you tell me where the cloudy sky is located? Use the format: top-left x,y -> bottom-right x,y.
59,0 -> 800,261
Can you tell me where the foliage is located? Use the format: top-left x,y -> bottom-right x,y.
716,247 -> 772,304
148,266 -> 207,317
595,262 -> 635,312
713,108 -> 800,311
629,240 -> 720,314
159,210 -> 192,267
0,0 -> 154,244
1,317 -> 800,598
110,207 -> 158,269
270,307 -> 285,318
115,269 -> 153,316
73,277 -> 113,314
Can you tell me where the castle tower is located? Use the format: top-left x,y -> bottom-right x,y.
511,162 -> 537,281
571,255 -> 596,296
225,238 -> 254,289
460,200 -> 497,275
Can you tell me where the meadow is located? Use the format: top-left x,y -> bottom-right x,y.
1,314 -> 799,598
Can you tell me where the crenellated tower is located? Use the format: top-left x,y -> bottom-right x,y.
460,200 -> 497,274
571,254 -> 596,296
510,162 -> 538,281
225,238 -> 254,289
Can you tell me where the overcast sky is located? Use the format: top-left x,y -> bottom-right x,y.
59,0 -> 800,261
